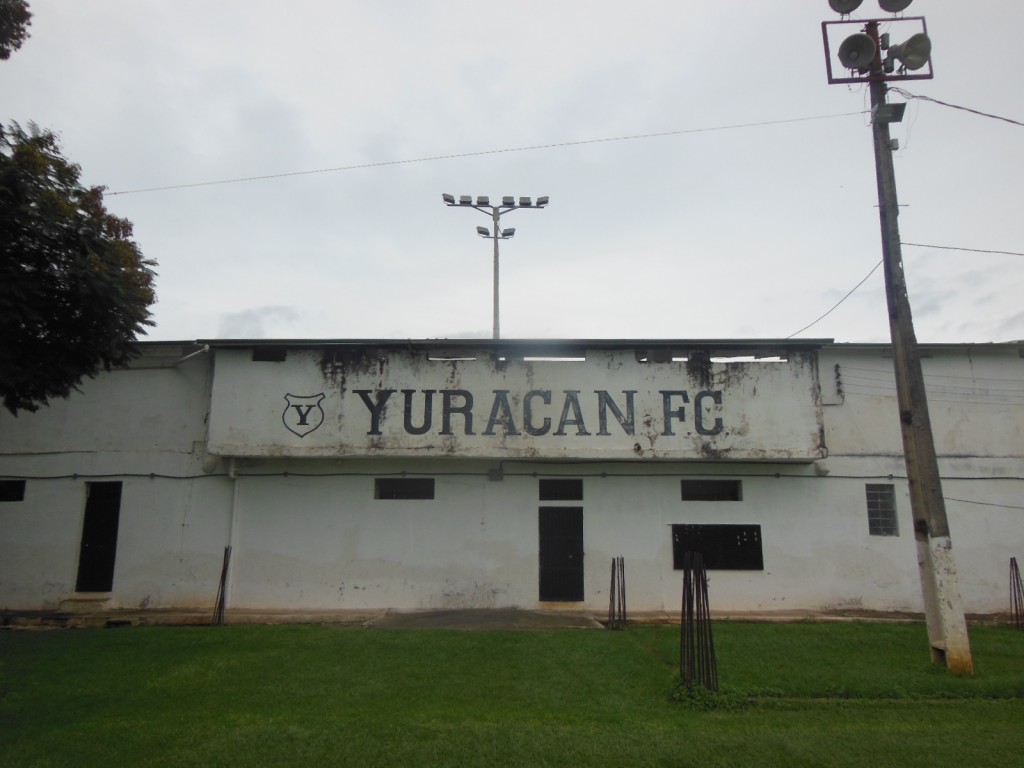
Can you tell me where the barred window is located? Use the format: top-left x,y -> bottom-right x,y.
866,484 -> 899,536
671,524 -> 763,570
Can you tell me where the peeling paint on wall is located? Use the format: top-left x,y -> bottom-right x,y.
209,348 -> 826,461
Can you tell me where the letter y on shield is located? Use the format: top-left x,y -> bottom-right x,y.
283,393 -> 325,437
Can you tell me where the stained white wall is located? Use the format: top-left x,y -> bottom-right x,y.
207,347 -> 826,461
1,342 -> 1020,616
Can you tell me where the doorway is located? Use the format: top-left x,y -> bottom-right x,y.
538,506 -> 584,601
75,482 -> 123,592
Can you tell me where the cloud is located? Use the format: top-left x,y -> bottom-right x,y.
996,310 -> 1024,340
217,306 -> 300,339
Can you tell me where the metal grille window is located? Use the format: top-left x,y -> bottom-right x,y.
671,524 -> 763,570
374,478 -> 435,500
866,484 -> 899,536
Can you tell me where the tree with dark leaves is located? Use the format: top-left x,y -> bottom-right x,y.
0,122 -> 156,414
0,0 -> 31,60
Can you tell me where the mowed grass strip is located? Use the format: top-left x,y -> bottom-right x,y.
1,622 -> 1022,767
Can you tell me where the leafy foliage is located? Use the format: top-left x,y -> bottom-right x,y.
0,0 -> 31,60
0,122 -> 156,414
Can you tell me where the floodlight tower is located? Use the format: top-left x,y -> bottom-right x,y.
442,194 -> 549,339
822,0 -> 973,675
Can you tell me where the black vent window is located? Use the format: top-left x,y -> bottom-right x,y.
375,478 -> 435,500
251,347 -> 287,362
539,479 -> 583,501
681,479 -> 742,501
0,480 -> 26,502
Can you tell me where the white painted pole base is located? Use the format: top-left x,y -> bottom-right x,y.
916,533 -> 974,675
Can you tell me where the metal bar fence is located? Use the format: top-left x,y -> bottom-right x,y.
1011,557 -> 1023,631
679,551 -> 718,693
608,556 -> 627,629
213,546 -> 231,626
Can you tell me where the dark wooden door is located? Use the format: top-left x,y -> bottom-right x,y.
539,507 -> 584,601
75,482 -> 122,592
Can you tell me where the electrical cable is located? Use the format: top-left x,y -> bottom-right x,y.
901,242 -> 1024,258
785,239 -> 1022,340
107,111 -> 867,196
888,88 -> 1024,128
785,260 -> 883,339
944,497 -> 1024,512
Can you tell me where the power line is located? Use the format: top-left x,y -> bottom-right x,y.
108,111 -> 866,196
901,242 -> 1024,258
944,497 -> 1024,512
786,260 -> 883,339
786,239 -> 1022,338
889,88 -> 1024,128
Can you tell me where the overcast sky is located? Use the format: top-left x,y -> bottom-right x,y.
4,1 -> 1022,344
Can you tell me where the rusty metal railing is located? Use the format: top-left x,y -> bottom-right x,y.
607,556 -> 626,629
680,551 -> 718,693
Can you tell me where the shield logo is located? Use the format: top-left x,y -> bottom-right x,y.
282,393 -> 325,438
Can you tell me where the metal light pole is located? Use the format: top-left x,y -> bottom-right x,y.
442,194 -> 549,339
823,1 -> 973,674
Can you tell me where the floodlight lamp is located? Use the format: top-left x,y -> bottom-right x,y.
477,226 -> 491,237
502,196 -> 515,206
828,0 -> 863,14
459,195 -> 472,205
536,196 -> 549,207
501,228 -> 516,238
519,197 -> 532,206
878,0 -> 912,12
442,193 -> 455,205
476,195 -> 490,206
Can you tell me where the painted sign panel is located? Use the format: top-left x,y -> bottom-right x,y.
206,347 -> 825,461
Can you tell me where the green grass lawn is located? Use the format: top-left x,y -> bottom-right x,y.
2,621 -> 1023,767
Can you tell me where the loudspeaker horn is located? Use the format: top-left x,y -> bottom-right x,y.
828,0 -> 863,13
886,33 -> 931,71
878,0 -> 913,12
837,33 -> 877,70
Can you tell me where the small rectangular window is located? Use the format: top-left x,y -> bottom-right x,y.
539,479 -> 583,501
251,347 -> 287,362
681,479 -> 742,501
0,480 -> 26,502
866,484 -> 899,536
672,524 -> 763,570
375,478 -> 435,500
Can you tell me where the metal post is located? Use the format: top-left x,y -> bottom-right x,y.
442,194 -> 548,342
865,23 -> 973,675
492,208 -> 501,340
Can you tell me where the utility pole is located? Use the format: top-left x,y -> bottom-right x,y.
866,28 -> 972,676
442,194 -> 549,340
824,3 -> 973,674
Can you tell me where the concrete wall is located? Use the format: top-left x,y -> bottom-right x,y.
207,347 -> 825,461
1,341 -> 1021,616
